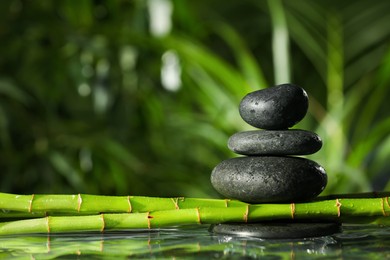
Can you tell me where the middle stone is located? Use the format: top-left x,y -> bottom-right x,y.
210,156 -> 327,203
228,129 -> 322,156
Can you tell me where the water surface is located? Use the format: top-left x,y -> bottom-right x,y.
0,224 -> 389,259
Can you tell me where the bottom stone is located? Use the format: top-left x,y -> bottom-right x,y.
209,222 -> 342,239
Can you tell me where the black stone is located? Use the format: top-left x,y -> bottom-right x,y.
210,156 -> 327,203
239,84 -> 308,130
228,129 -> 322,156
209,222 -> 342,239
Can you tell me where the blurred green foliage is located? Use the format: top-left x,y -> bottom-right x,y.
0,0 -> 389,197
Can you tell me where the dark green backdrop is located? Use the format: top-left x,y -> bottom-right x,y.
1,0 -> 389,197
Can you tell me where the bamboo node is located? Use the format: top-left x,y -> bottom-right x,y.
171,198 -> 180,210
46,216 -> 50,233
101,214 -> 105,232
243,205 -> 249,223
386,197 -> 390,209
196,207 -> 202,224
127,196 -> 132,213
147,212 -> 152,229
381,198 -> 389,217
290,203 -> 296,219
77,194 -> 82,212
336,199 -> 342,217
28,194 -> 35,213
224,199 -> 230,208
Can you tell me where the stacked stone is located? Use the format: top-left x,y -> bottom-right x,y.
210,84 -> 340,238
211,84 -> 327,203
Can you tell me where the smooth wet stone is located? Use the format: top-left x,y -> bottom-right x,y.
210,156 -> 327,203
209,222 -> 342,239
239,84 -> 308,129
228,129 -> 322,155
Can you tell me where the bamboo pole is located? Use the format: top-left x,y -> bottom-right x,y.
1,192 -> 389,217
0,196 -> 389,235
0,192 -> 247,215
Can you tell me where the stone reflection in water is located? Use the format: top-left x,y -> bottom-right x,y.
0,225 -> 389,258
212,233 -> 338,258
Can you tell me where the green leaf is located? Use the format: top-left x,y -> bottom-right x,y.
0,79 -> 30,105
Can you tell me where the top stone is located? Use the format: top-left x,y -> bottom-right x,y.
239,84 -> 309,129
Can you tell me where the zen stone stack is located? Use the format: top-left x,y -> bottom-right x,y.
210,84 -> 341,238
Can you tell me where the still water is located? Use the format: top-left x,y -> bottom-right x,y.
0,224 -> 389,259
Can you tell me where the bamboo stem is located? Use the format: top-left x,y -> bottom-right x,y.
0,192 -> 247,215
0,197 -> 389,235
2,192 -> 390,216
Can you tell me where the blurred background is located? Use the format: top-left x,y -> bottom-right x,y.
0,0 -> 389,198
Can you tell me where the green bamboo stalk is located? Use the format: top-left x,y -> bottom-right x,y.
1,192 -> 390,220
0,197 -> 389,235
0,192 -> 247,215
2,192 -> 389,215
